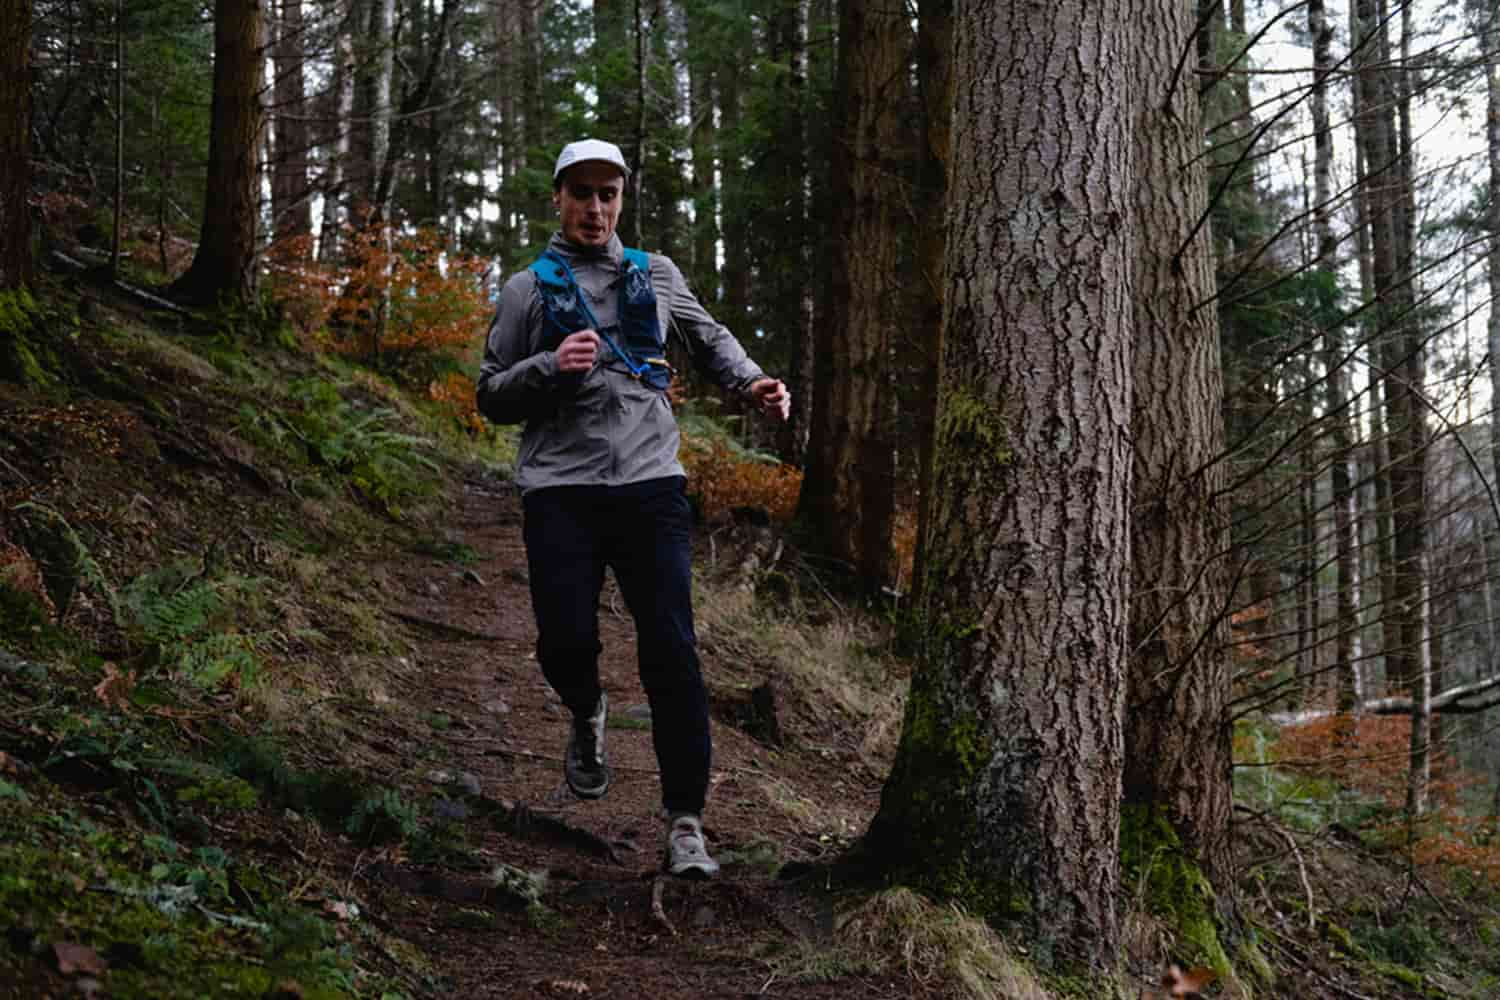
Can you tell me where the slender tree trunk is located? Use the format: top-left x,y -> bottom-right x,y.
496,0 -> 521,247
170,0 -> 265,308
1311,0 -> 1358,717
909,0 -> 952,599
318,14 -> 355,262
686,34 -> 717,298
771,0 -> 813,465
796,0 -> 906,586
368,0 -> 394,222
271,0 -> 312,250
594,0 -> 635,235
110,0 -> 124,276
868,0 -> 1133,966
0,0 -> 31,291
1297,428 -> 1318,686
1353,0 -> 1427,813
632,0 -> 646,248
1123,0 -> 1234,903
718,58 -> 749,340
1484,2 -> 1500,806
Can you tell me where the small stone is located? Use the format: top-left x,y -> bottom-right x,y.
622,704 -> 652,722
484,699 -> 512,715
432,798 -> 470,822
462,569 -> 485,586
456,772 -> 482,796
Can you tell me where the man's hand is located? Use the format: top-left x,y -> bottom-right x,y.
750,378 -> 791,422
556,330 -> 600,374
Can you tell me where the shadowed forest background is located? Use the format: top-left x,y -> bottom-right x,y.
6,0 -> 1500,996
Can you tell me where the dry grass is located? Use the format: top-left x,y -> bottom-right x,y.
775,888 -> 1055,1000
695,583 -> 908,773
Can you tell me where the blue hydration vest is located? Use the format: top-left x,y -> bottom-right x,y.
528,247 -> 673,392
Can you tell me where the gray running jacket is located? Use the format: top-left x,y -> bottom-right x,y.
476,233 -> 767,493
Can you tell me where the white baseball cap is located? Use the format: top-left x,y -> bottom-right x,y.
553,138 -> 631,181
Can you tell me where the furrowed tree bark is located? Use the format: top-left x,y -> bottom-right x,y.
867,0 -> 1132,968
796,0 -> 906,587
170,0 -> 265,308
1124,0 -> 1234,905
0,0 -> 32,291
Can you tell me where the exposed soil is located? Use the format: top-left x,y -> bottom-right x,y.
0,286 -> 917,1000
362,473 -> 912,999
11,281 -> 1499,1000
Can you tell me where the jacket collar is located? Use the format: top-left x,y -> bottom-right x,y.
549,231 -> 623,266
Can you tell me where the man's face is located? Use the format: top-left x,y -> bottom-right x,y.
554,162 -> 625,248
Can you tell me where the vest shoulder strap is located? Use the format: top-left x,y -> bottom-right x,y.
622,247 -> 650,273
527,247 -> 650,284
527,250 -> 569,288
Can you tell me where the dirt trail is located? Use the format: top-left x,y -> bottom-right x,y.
365,474 -> 908,999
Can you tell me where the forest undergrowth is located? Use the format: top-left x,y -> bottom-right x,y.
2,267 -> 1500,999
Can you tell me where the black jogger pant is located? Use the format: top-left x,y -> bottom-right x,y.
521,475 -> 710,816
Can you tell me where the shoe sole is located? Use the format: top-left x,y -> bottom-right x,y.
666,862 -> 718,880
567,772 -> 611,800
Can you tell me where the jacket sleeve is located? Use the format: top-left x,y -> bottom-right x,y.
658,255 -> 766,395
475,272 -> 562,425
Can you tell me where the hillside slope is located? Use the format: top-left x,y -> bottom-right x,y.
2,274 -> 1499,999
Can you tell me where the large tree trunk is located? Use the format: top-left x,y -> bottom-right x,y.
796,0 -> 906,587
867,0 -> 1133,966
1124,0 -> 1234,903
0,0 -> 32,291
170,0 -> 265,308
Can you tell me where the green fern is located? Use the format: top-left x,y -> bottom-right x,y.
121,564 -> 270,688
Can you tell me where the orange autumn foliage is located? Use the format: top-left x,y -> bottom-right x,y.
269,225 -> 491,364
679,436 -> 802,523
428,372 -> 485,435
1272,712 -> 1500,882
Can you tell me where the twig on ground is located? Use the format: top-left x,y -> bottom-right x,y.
650,875 -> 677,936
1268,822 -> 1316,931
387,609 -> 504,641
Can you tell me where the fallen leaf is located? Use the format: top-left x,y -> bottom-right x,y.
92,662 -> 136,711
1160,963 -> 1218,998
53,941 -> 108,976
